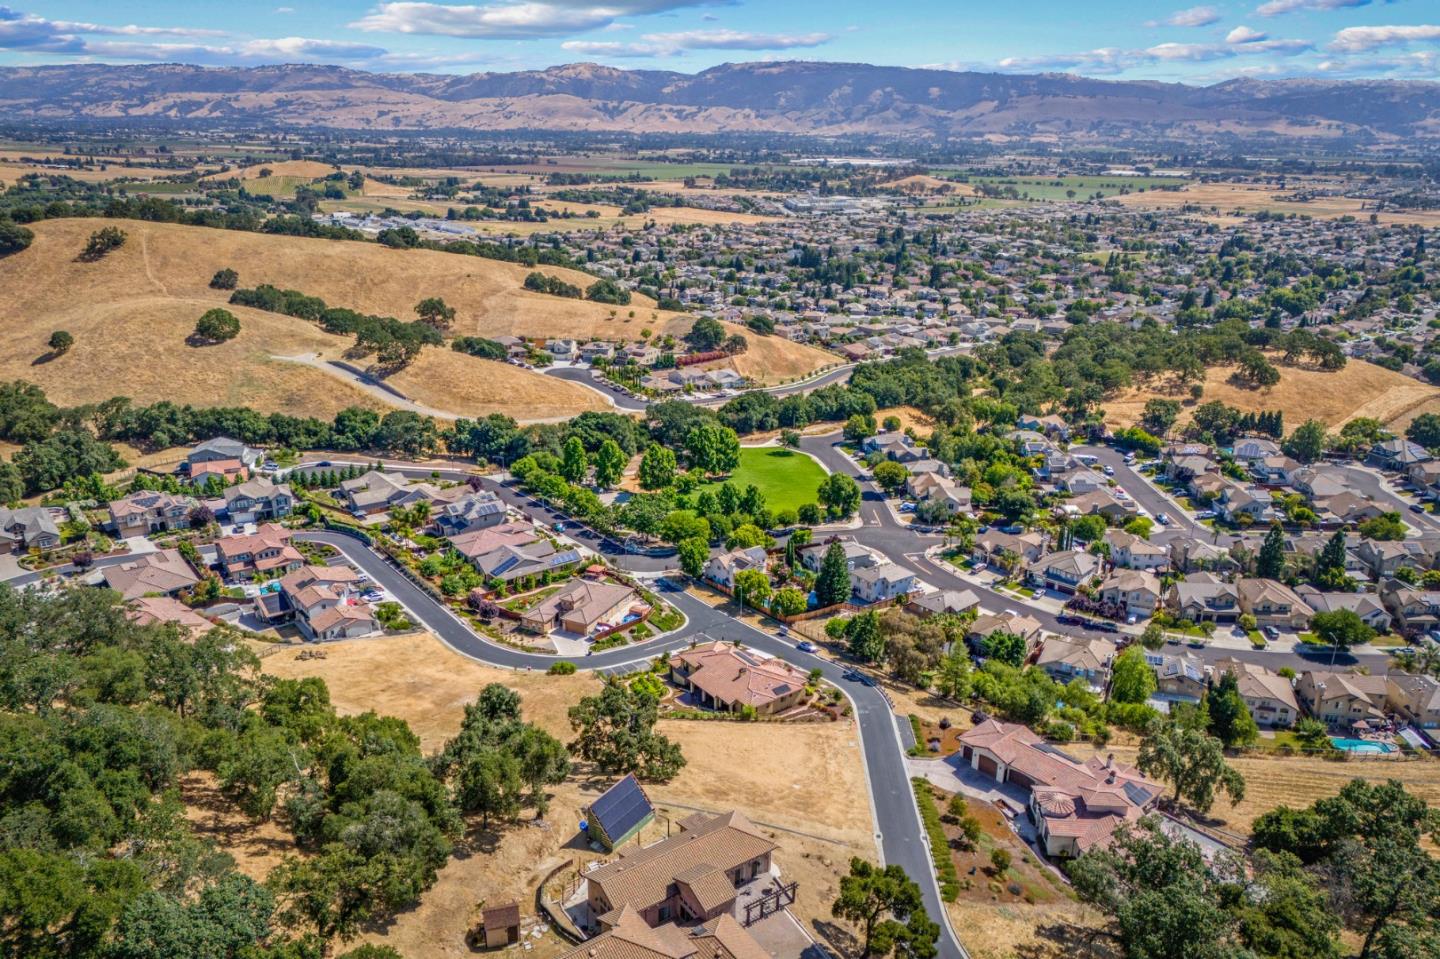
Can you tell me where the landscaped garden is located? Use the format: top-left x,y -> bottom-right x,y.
692,446 -> 827,513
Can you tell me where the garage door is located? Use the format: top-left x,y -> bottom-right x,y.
977,755 -> 998,778
1009,770 -> 1035,789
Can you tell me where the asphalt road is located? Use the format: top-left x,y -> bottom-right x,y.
297,529 -> 969,959
543,366 -> 650,412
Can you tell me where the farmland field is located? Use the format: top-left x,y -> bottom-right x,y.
945,173 -> 1186,201
693,446 -> 828,513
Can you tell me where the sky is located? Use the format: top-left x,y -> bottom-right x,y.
0,0 -> 1437,83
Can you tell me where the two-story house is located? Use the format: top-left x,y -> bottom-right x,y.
1098,570 -> 1161,619
214,524 -> 304,581
1296,670 -> 1389,729
1026,549 -> 1102,595
1102,529 -> 1169,571
851,562 -> 919,604
107,490 -> 199,538
1214,658 -> 1298,728
1237,578 -> 1315,630
223,477 -> 294,524
1165,572 -> 1240,624
1035,636 -> 1117,688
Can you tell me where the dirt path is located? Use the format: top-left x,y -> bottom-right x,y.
139,233 -> 168,295
271,352 -> 577,424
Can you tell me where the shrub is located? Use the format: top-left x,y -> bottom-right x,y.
81,226 -> 127,260
210,267 -> 239,290
911,779 -> 960,901
0,218 -> 34,257
47,330 -> 73,355
990,848 -> 1012,874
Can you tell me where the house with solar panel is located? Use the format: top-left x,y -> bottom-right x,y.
586,775 -> 655,852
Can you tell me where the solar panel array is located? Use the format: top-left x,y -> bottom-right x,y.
589,774 -> 654,844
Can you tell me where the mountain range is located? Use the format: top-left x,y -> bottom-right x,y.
2,60 -> 1438,141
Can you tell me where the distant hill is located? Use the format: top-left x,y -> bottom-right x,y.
1,60 -> 1437,140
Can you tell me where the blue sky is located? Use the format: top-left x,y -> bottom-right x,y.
1,0 -> 1437,82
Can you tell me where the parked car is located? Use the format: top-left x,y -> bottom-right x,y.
1411,503 -> 1427,514
1195,510 -> 1216,519
1263,626 -> 1280,640
1103,465 -> 1115,476
1155,512 -> 1170,526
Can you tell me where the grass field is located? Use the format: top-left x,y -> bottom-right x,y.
1101,358 -> 1440,432
950,174 -> 1184,201
694,446 -> 828,513
0,218 -> 617,420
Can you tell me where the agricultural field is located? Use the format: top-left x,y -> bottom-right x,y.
693,446 -> 829,513
1101,357 -> 1440,432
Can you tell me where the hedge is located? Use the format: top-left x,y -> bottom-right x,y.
911,777 -> 960,902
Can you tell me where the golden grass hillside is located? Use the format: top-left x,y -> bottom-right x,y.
0,218 -> 610,421
1103,358 -> 1440,432
201,159 -> 339,181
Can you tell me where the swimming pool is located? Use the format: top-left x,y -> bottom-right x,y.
1330,737 -> 1395,754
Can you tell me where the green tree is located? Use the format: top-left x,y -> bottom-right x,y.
685,423 -> 741,475
0,218 -> 34,257
1141,399 -> 1181,436
193,308 -> 241,344
107,873 -> 276,959
1310,608 -> 1375,654
844,414 -> 877,442
1140,621 -> 1167,651
47,330 -> 74,355
980,631 -> 1025,667
818,473 -> 862,519
845,610 -> 885,664
1137,722 -> 1246,814
1358,512 -> 1406,542
770,587 -> 808,617
1282,419 -> 1328,464
686,317 -> 726,352
1406,412 -> 1440,451
1257,522 -> 1286,579
726,523 -> 771,550
638,445 -> 677,490
733,568 -> 773,611
1109,645 -> 1157,704
414,297 -> 456,331
831,858 -> 939,959
815,542 -> 852,607
209,267 -> 239,290
592,439 -> 625,489
567,679 -> 685,781
1315,529 -> 1351,589
934,647 -> 972,702
1205,672 -> 1260,748
872,460 -> 909,494
81,226 -> 127,260
660,510 -> 709,545
559,436 -> 588,484
678,537 -> 710,578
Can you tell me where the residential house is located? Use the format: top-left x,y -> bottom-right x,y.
669,641 -> 810,715
124,595 -> 213,636
906,588 -> 981,618
967,611 -> 1044,653
1250,455 -> 1302,486
1369,439 -> 1431,471
433,490 -> 507,536
1407,460 -> 1440,500
1055,468 -> 1107,495
268,564 -> 378,641
1168,537 -> 1236,574
558,906 -> 770,959
973,530 -> 1046,567
548,339 -> 578,361
1232,437 -> 1281,463
907,474 -> 971,514
1237,578 -> 1315,630
1386,674 -> 1440,729
1035,636 -> 1117,688
0,506 -> 61,553
340,471 -> 438,516
214,524 -> 304,581
107,490 -> 199,538
1314,492 -> 1385,526
584,810 -> 777,930
1098,570 -> 1161,619
1296,671 -> 1389,729
704,547 -> 768,590
1147,651 -> 1207,702
185,436 -> 262,482
1358,539 -> 1439,579
851,562 -> 919,603
1025,549 -> 1101,594
1068,488 -> 1138,522
1165,572 -> 1241,624
798,538 -> 876,573
473,539 -> 580,583
223,477 -> 294,523
1214,658 -> 1299,727
1379,579 -> 1440,635
1103,529 -> 1169,571
957,719 -> 1161,858
521,578 -> 645,636
1295,586 -> 1393,632
102,549 -> 200,600
1216,486 -> 1274,524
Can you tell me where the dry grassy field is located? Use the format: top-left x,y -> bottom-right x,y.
257,634 -> 878,958
1102,358 -> 1440,432
1113,181 -> 1440,227
201,159 -> 339,182
0,218 -> 643,419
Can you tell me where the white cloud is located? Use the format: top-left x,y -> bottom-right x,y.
0,5 -> 226,53
1146,41 -> 1230,61
275,6 -> 295,13
1329,24 -> 1440,52
996,48 -> 1131,74
349,0 -> 724,39
1318,50 -> 1438,75
1226,25 -> 1268,43
1149,6 -> 1221,28
1255,0 -> 1372,18
563,28 -> 830,57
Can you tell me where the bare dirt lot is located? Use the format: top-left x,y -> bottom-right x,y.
255,634 -> 878,958
1101,358 -> 1440,432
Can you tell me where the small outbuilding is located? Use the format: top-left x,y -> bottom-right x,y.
585,774 -> 654,851
480,901 -> 521,947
